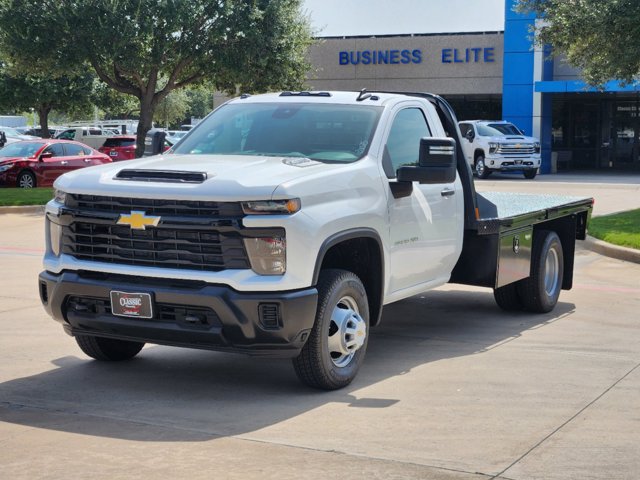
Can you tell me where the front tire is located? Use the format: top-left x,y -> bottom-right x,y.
475,155 -> 490,179
293,269 -> 369,390
75,335 -> 144,361
517,230 -> 564,313
17,170 -> 36,188
523,169 -> 537,179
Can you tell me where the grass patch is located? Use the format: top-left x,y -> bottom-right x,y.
0,187 -> 54,206
589,209 -> 640,250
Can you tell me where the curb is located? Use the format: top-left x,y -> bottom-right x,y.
583,235 -> 640,264
0,205 -> 45,215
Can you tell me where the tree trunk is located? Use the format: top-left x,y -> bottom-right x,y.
135,94 -> 156,158
38,106 -> 52,139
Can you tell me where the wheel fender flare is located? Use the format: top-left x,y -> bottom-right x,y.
312,228 -> 384,285
312,228 -> 385,326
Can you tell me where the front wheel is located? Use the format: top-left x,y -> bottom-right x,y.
517,230 -> 564,313
475,155 -> 491,179
523,169 -> 537,179
75,335 -> 144,361
17,170 -> 36,188
293,269 -> 369,390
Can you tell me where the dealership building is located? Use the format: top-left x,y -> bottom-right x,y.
305,0 -> 640,173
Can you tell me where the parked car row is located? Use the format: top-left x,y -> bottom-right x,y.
0,139 -> 112,188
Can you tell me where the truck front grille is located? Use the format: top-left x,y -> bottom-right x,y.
58,195 -> 277,272
62,222 -> 250,271
67,194 -> 244,217
496,144 -> 536,155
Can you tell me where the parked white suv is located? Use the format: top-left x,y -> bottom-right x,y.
458,120 -> 541,179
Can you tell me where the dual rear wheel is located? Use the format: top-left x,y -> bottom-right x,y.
494,230 -> 564,313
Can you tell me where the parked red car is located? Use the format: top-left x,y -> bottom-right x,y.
98,135 -> 137,161
0,139 -> 112,188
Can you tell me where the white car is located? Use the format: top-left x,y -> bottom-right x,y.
458,120 -> 541,179
0,126 -> 39,146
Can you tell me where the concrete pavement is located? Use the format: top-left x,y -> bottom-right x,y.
1,176 -> 640,479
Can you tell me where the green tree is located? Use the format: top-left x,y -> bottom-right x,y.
92,81 -> 139,120
0,68 -> 94,137
0,0 -> 314,156
185,85 -> 215,120
154,89 -> 189,128
517,0 -> 640,86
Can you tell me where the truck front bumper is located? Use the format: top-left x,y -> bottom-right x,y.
39,270 -> 318,358
486,155 -> 540,171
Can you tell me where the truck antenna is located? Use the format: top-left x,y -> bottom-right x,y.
356,88 -> 371,102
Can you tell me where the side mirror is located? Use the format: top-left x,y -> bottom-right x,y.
39,151 -> 53,161
465,129 -> 475,142
396,137 -> 457,184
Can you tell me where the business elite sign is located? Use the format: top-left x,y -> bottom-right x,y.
339,47 -> 495,65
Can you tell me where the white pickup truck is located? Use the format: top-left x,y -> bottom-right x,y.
39,91 -> 592,390
55,127 -> 111,150
458,120 -> 541,179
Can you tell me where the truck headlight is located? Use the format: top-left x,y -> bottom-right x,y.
244,237 -> 286,275
242,199 -> 300,215
53,189 -> 67,205
48,220 -> 62,256
489,142 -> 499,154
534,142 -> 541,153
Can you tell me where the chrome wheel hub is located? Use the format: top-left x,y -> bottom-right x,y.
476,159 -> 485,176
19,175 -> 34,188
544,247 -> 560,296
327,295 -> 367,368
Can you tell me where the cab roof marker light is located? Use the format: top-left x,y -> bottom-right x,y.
242,199 -> 301,215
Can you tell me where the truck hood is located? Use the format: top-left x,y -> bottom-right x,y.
485,135 -> 539,143
54,153 -> 340,200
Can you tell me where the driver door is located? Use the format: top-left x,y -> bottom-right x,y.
383,105 -> 463,295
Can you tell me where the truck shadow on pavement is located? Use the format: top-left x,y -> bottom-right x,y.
0,287 -> 575,442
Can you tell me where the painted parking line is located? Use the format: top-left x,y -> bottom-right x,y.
0,246 -> 45,253
574,283 -> 640,294
0,246 -> 45,257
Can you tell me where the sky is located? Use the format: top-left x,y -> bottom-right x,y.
302,0 -> 506,37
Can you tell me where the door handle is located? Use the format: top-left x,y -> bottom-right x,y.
441,188 -> 455,197
84,159 -> 92,162
60,161 -> 68,165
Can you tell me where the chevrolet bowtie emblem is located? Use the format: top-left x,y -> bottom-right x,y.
117,211 -> 161,230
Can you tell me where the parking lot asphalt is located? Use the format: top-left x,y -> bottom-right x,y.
1,177 -> 639,479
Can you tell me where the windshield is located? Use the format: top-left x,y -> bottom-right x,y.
172,102 -> 383,163
0,141 -> 45,157
477,123 -> 523,136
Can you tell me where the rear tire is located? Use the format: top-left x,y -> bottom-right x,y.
517,230 -> 564,313
475,155 -> 490,179
523,169 -> 537,179
75,335 -> 144,361
293,269 -> 369,390
494,282 -> 524,311
17,170 -> 36,188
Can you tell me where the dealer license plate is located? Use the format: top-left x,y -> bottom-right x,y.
109,151 -> 118,157
110,291 -> 153,319
515,160 -> 523,165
